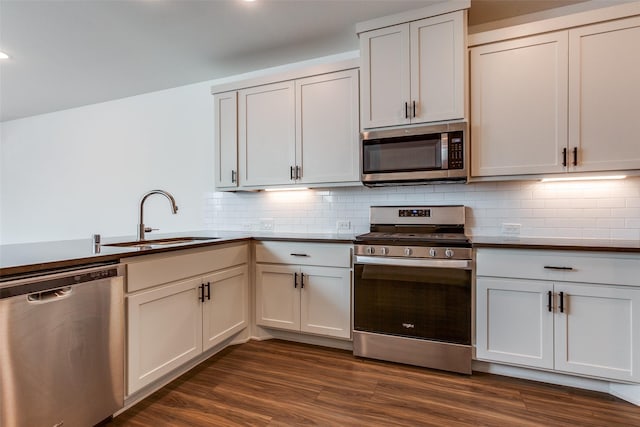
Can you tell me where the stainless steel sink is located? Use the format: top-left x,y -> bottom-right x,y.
103,236 -> 220,248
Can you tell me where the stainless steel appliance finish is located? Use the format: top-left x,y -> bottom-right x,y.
361,122 -> 467,186
353,205 -> 472,374
0,264 -> 125,427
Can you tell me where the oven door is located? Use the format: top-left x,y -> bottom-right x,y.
353,257 -> 471,346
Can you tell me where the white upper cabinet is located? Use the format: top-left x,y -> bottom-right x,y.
471,32 -> 569,177
214,66 -> 360,190
568,16 -> 640,173
295,69 -> 360,184
360,10 -> 465,129
470,12 -> 640,179
239,81 -> 296,187
360,24 -> 411,128
214,91 -> 239,190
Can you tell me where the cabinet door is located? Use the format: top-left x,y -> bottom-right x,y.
470,32 -> 568,177
360,23 -> 411,128
239,81 -> 296,187
554,283 -> 640,382
214,91 -> 238,190
127,277 -> 202,394
568,16 -> 640,173
410,11 -> 465,124
295,69 -> 360,184
255,264 -> 300,331
476,277 -> 554,369
299,266 -> 351,339
202,265 -> 249,352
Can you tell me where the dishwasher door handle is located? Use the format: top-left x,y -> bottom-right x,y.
27,286 -> 73,303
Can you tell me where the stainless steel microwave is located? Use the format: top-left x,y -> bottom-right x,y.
361,122 -> 467,186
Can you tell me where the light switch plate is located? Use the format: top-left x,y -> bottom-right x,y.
502,223 -> 521,235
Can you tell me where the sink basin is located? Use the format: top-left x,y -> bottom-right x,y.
103,236 -> 220,248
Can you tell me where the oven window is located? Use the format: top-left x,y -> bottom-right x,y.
354,264 -> 471,345
363,134 -> 442,174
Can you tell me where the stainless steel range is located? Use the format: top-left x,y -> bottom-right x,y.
353,205 -> 472,374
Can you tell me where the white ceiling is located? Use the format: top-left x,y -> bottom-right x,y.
0,0 -> 584,122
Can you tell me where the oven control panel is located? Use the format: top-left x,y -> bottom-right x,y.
354,245 -> 472,260
398,209 -> 430,217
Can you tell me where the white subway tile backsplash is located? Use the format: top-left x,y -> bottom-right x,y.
204,177 -> 640,240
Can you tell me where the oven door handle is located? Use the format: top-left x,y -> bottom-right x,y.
354,255 -> 472,270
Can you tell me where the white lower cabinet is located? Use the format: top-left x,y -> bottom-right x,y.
126,244 -> 249,395
255,241 -> 352,340
476,248 -> 640,383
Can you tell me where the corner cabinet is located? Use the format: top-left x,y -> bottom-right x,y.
359,10 -> 465,129
475,248 -> 640,383
214,68 -> 360,191
470,14 -> 640,178
125,243 -> 249,395
255,241 -> 352,339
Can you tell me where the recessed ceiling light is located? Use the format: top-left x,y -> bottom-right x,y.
0,51 -> 9,60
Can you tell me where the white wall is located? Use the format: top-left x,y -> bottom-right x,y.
0,51 -> 358,245
0,82 -> 215,244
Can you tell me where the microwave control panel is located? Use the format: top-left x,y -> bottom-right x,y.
448,131 -> 464,169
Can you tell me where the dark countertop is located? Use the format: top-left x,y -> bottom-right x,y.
0,231 -> 356,279
5,231 -> 638,279
472,236 -> 640,253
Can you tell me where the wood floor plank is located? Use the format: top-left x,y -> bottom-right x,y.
111,340 -> 640,427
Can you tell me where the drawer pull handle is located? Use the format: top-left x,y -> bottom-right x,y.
544,266 -> 574,271
290,253 -> 309,257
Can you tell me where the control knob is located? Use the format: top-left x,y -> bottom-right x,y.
404,247 -> 413,256
445,248 -> 454,258
381,247 -> 389,256
366,246 -> 375,255
429,248 -> 438,258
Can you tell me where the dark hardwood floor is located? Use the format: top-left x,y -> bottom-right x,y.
111,340 -> 640,426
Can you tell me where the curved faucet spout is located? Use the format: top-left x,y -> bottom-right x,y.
138,190 -> 179,240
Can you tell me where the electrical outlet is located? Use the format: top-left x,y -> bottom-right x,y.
336,220 -> 351,232
502,223 -> 521,235
260,219 -> 275,231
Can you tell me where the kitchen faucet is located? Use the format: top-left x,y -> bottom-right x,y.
138,190 -> 179,240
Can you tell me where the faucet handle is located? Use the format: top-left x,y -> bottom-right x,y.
144,227 -> 159,233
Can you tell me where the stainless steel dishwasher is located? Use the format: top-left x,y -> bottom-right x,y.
0,263 -> 125,427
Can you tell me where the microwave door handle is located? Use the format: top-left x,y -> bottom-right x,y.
441,132 -> 449,169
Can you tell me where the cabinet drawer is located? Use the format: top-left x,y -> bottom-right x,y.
476,248 -> 640,286
255,241 -> 351,268
126,243 -> 249,293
